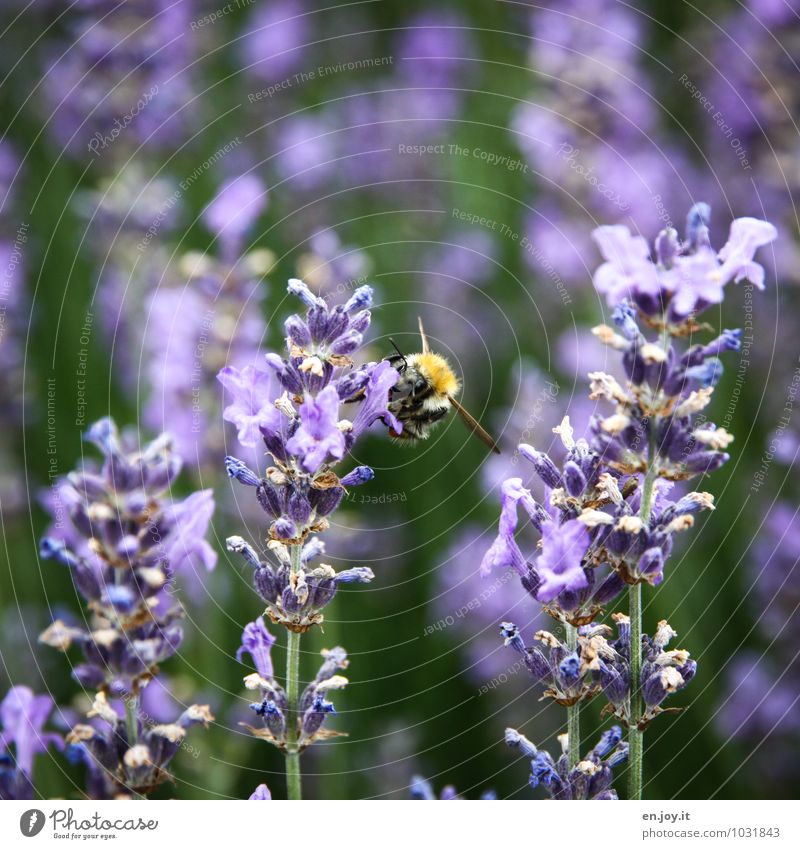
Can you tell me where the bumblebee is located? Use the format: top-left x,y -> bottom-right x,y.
385,318 -> 500,453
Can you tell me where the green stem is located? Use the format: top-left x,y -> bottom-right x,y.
565,622 -> 580,770
284,545 -> 303,801
628,430 -> 658,800
124,692 -> 139,747
627,581 -> 643,799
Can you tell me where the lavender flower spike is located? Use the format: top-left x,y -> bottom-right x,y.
485,203 -> 765,802
38,419 -> 215,798
221,278 -> 395,799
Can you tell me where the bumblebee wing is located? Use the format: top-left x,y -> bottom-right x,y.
417,316 -> 431,354
448,395 -> 500,453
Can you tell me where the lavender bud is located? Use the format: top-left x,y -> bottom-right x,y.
685,202 -> 711,250
410,776 -> 436,800
505,728 -> 538,758
301,537 -> 325,562
323,308 -> 349,343
637,548 -> 664,583
334,567 -> 375,584
264,353 -> 303,394
287,491 -> 312,526
309,578 -> 337,610
680,659 -> 698,685
281,584 -> 304,614
39,537 -> 80,569
558,653 -> 580,682
673,492 -> 716,515
594,570 -> 626,605
271,517 -> 297,540
518,445 -> 562,488
655,227 -> 679,268
684,451 -> 729,474
116,535 -> 140,560
530,752 -> 560,789
614,613 -> 631,650
307,305 -> 328,342
642,672 -> 671,708
253,565 -> 278,602
72,663 -> 106,688
225,456 -> 261,486
84,417 -> 118,453
251,699 -> 286,740
284,315 -> 312,347
702,329 -> 741,357
348,309 -> 371,333
340,466 -> 374,487
612,302 -> 640,340
336,367 -> 371,400
684,358 -> 723,387
256,483 -> 283,518
310,487 -> 343,517
523,648 -> 551,681
344,285 -> 373,312
67,471 -> 109,500
288,278 -> 324,308
599,664 -> 628,707
606,743 -> 629,768
104,584 -> 137,613
330,329 -> 363,355
592,725 -> 622,758
563,461 -> 587,497
301,694 -> 335,739
499,622 -> 525,653
225,536 -> 259,567
620,420 -> 647,451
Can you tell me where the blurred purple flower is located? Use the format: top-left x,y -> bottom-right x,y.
432,525 -> 543,684
43,0 -> 198,155
719,654 -> 800,740
203,175 -> 268,255
274,114 -> 336,190
397,10 -> 474,88
0,686 -> 63,776
144,213 -> 272,467
166,489 -> 218,575
239,0 -> 309,82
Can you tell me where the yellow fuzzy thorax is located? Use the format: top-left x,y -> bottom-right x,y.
413,352 -> 461,396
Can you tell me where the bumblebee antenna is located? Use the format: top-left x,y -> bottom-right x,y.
417,316 -> 430,354
388,338 -> 407,370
